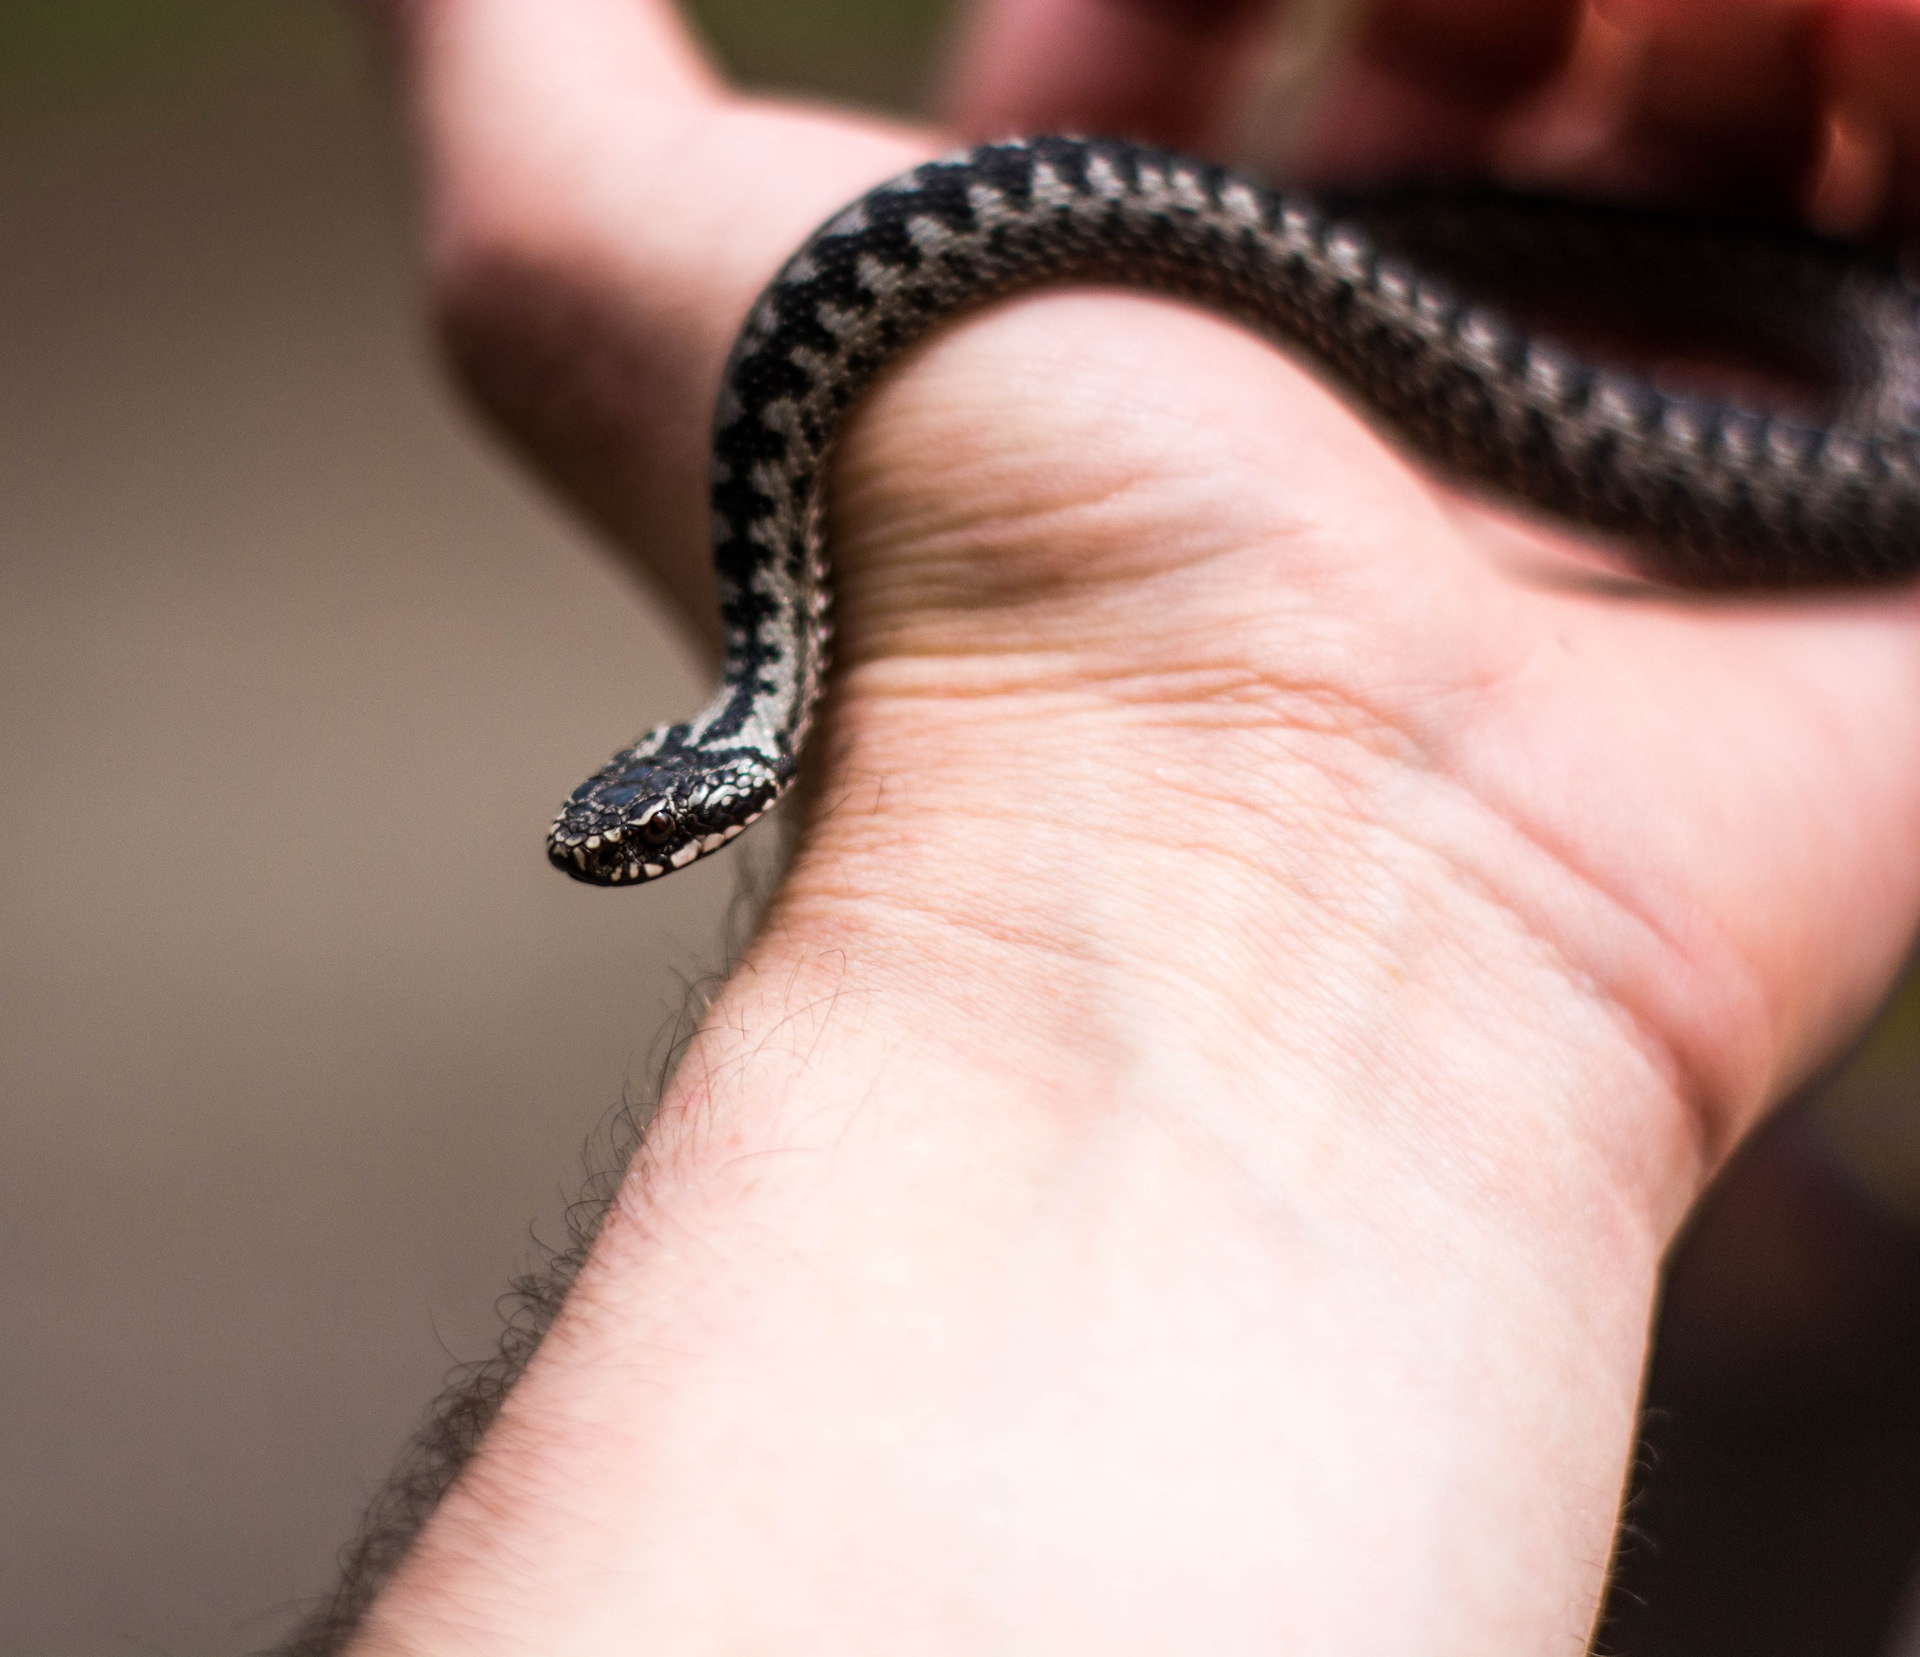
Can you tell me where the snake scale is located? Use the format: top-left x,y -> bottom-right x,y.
548,136 -> 1920,888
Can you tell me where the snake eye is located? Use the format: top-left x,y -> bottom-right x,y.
638,809 -> 676,845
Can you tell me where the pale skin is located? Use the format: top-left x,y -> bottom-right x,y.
348,1 -> 1920,1651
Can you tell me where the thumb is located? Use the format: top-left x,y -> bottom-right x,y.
341,0 -> 930,628
1821,0 -> 1920,248
356,0 -> 720,282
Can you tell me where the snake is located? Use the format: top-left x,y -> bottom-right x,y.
547,135 -> 1920,888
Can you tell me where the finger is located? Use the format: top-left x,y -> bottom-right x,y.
1287,0 -> 1585,183
1564,0 -> 1828,212
945,0 -> 1272,151
1821,0 -> 1920,246
1355,0 -> 1586,104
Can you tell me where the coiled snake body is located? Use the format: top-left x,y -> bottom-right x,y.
549,136 -> 1920,887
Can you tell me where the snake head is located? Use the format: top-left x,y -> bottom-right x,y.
547,743 -> 788,886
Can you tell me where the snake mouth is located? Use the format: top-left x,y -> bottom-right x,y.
546,815 -> 755,886
547,813 -> 686,885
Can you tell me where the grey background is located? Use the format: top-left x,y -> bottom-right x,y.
8,4 -> 1920,1655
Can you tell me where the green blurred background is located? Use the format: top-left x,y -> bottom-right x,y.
6,4 -> 1920,1655
0,0 -> 954,113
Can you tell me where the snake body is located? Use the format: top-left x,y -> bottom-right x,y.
549,136 -> 1920,887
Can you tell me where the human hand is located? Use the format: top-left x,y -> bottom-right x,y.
368,0 -> 1920,1160
338,4 -> 1920,1653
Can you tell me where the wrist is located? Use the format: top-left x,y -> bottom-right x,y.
711,656 -> 1710,1235
354,725 -> 1675,1655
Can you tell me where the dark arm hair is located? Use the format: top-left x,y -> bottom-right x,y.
267,854 -> 784,1657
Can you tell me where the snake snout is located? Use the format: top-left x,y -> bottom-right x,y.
547,761 -> 696,886
548,749 -> 790,886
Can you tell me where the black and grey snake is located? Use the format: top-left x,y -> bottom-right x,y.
548,136 -> 1920,888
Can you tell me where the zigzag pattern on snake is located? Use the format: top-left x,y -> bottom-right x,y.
548,135 -> 1920,888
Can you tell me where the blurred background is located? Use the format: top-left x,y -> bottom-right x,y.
4,3 -> 1920,1654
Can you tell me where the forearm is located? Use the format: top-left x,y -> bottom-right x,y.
350,670 -> 1690,1656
